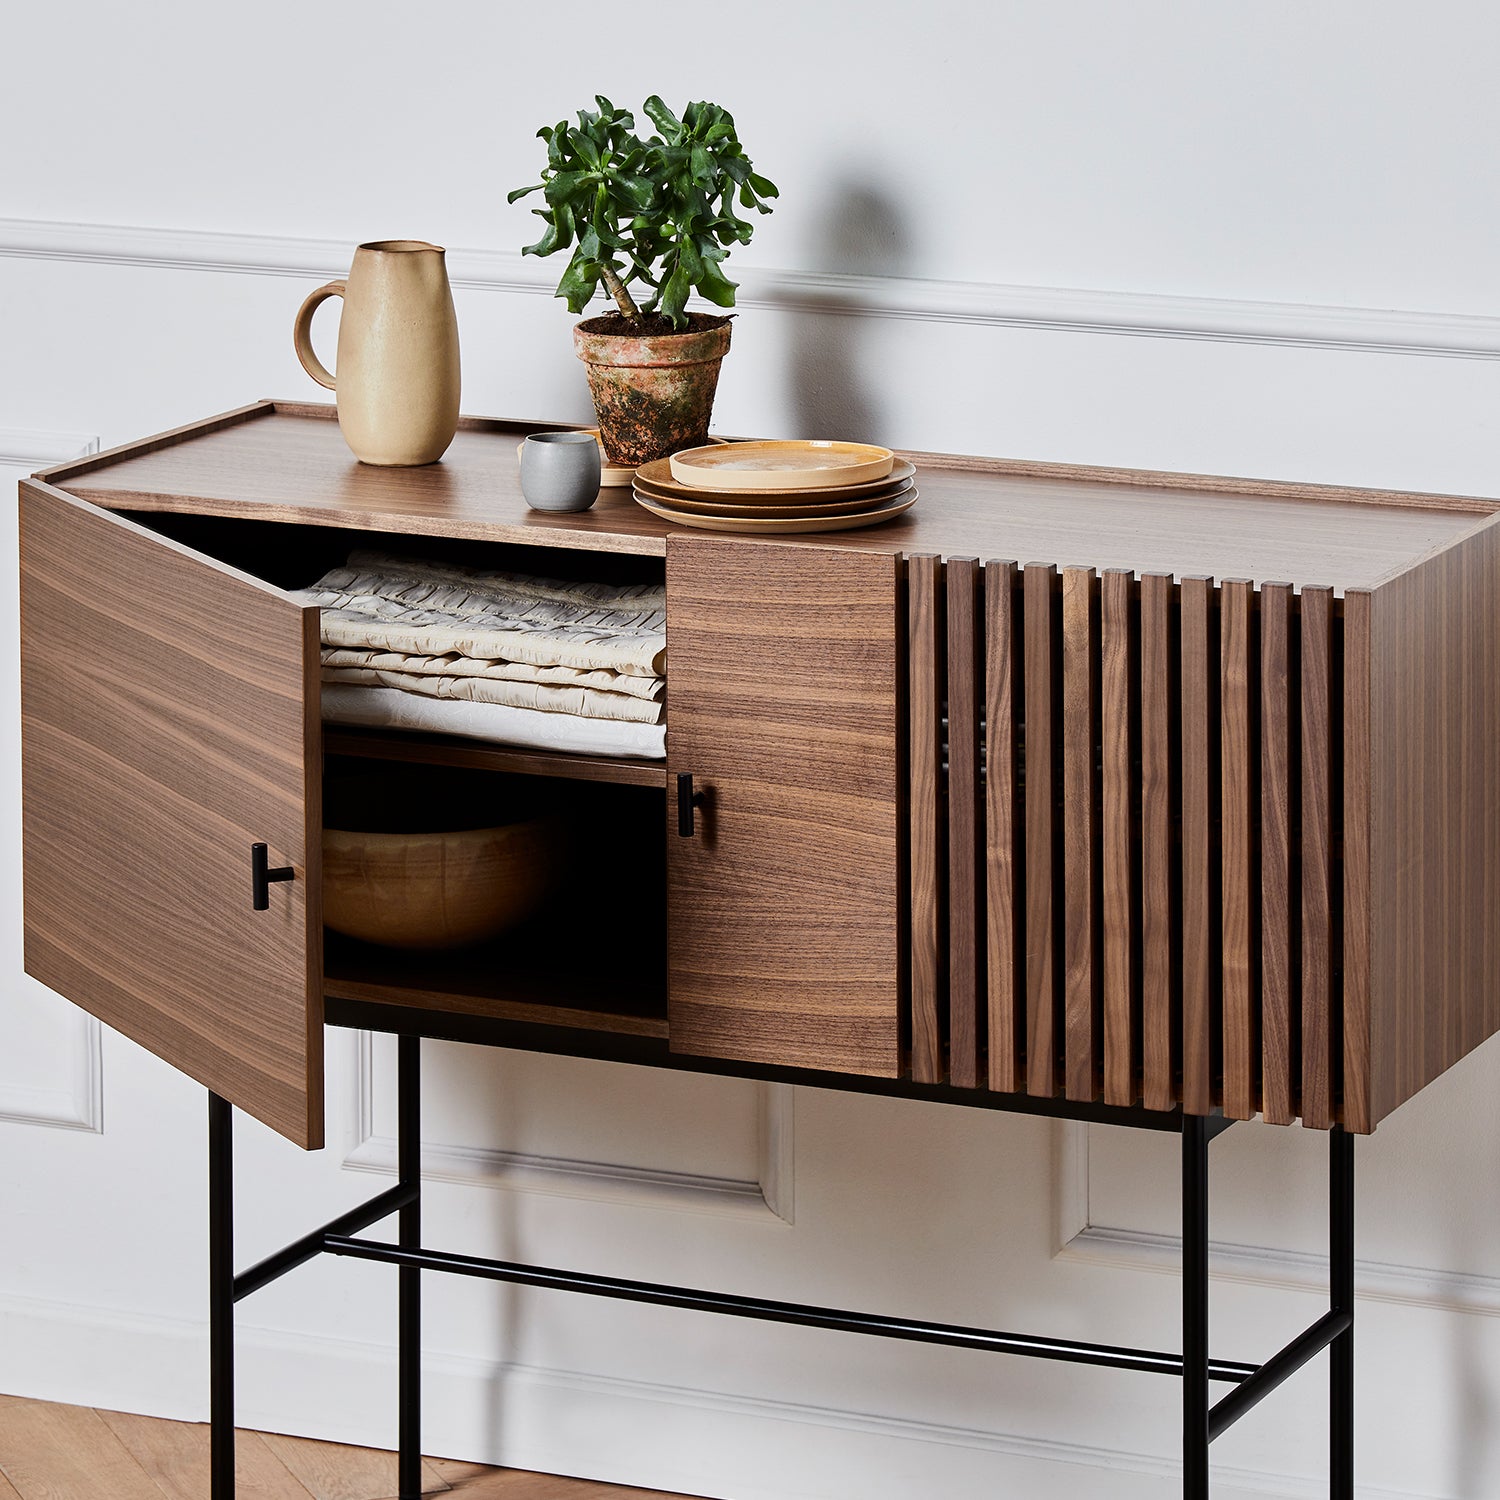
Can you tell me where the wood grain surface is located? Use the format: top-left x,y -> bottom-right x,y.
20,481 -> 323,1147
1139,574 -> 1177,1114
1179,578 -> 1215,1117
0,1397 -> 698,1499
1062,567 -> 1099,1102
1341,587 -> 1373,1134
55,403 -> 1488,585
946,557 -> 984,1089
666,538 -> 901,1076
907,555 -> 945,1084
1299,586 -> 1336,1131
984,560 -> 1021,1093
1365,512 -> 1500,1127
1259,584 -> 1297,1127
1219,580 -> 1258,1120
1100,569 -> 1136,1107
1024,564 -> 1060,1097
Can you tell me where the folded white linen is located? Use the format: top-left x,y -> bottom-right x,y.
322,683 -> 667,760
296,551 -> 666,679
322,664 -> 663,724
320,647 -> 664,702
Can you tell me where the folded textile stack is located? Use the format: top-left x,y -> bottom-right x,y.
294,551 -> 667,759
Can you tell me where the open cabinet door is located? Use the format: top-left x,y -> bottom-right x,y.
666,537 -> 901,1077
19,482 -> 324,1147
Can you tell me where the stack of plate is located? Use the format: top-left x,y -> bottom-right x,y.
632,441 -> 918,533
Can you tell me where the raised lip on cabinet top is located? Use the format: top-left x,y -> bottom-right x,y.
37,398 -> 1500,590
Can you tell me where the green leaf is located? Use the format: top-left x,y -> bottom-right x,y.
642,95 -> 681,136
544,169 -> 596,206
568,129 -> 601,170
556,251 -> 600,313
507,183 -> 543,204
659,261 -> 692,327
690,144 -> 712,182
748,172 -> 779,200
695,257 -> 738,308
522,218 -> 563,258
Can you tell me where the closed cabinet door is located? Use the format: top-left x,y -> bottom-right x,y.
666,537 -> 901,1077
19,481 -> 324,1147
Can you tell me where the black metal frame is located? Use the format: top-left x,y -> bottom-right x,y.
210,1030 -> 1356,1499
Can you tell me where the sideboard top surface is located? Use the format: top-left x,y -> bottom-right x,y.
43,401 -> 1496,590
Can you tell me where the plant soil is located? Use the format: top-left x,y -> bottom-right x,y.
577,311 -> 732,339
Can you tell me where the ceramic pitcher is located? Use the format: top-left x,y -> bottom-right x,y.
293,240 -> 461,466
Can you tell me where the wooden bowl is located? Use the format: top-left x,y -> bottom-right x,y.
323,765 -> 569,950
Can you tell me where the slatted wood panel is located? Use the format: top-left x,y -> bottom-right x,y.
1062,568 -> 1099,1102
1140,574 -> 1177,1113
946,558 -> 984,1089
984,561 -> 1022,1093
907,554 -> 945,1084
1260,583 -> 1297,1126
1024,564 -> 1060,1098
1220,579 -> 1258,1120
1100,570 -> 1136,1107
1300,586 -> 1336,1130
905,557 -> 1359,1127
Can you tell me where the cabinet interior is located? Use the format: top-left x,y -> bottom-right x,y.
121,507 -> 671,1038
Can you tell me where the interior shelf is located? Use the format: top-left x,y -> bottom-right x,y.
323,923 -> 668,1039
324,726 -> 668,789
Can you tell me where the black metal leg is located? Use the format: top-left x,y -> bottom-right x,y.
209,1091 -> 235,1500
398,1035 -> 422,1500
1183,1116 -> 1210,1500
1330,1126 -> 1355,1498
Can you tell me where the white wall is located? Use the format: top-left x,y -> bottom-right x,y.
4,4 -> 1500,1496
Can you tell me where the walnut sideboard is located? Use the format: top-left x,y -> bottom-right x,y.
18,399 -> 1500,1499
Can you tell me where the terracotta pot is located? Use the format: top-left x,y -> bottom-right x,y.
574,313 -> 732,466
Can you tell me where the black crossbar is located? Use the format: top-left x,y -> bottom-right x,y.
233,1184 -> 419,1303
323,1234 -> 1258,1382
1208,1310 -> 1353,1442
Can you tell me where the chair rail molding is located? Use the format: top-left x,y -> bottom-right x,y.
1053,1122 -> 1500,1318
341,1031 -> 795,1224
4,215 -> 1500,361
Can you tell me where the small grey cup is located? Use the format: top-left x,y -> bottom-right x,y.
521,431 -> 602,512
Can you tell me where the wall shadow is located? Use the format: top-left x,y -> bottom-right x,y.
785,177 -> 914,443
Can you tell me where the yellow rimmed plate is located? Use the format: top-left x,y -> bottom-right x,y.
668,440 -> 895,491
638,456 -> 915,503
633,476 -> 914,519
632,487 -> 918,534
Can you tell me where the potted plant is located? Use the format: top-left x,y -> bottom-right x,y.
510,95 -> 777,466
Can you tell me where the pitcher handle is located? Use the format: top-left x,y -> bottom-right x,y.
293,280 -> 345,390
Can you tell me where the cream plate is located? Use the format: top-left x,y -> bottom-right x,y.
638,456 -> 915,503
633,487 -> 918,534
669,440 -> 895,491
633,477 -> 914,518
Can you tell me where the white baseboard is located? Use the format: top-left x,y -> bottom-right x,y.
2,214 -> 1498,361
0,1288 -> 1439,1500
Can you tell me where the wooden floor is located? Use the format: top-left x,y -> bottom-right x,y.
0,1396 -> 701,1500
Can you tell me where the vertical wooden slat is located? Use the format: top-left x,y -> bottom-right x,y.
1180,577 -> 1214,1116
908,554 -> 944,1084
1063,567 -> 1099,1102
1140,573 -> 1176,1113
985,560 -> 1021,1093
1220,579 -> 1257,1120
1259,582 -> 1297,1126
946,557 -> 983,1089
1024,563 -> 1059,1097
1101,569 -> 1136,1107
1301,585 -> 1335,1129
1343,588 -> 1373,1134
